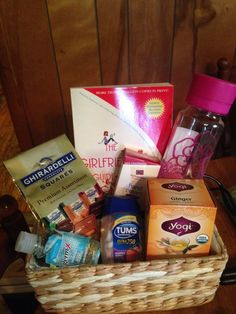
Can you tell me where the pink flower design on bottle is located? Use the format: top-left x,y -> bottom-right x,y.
158,127 -> 199,178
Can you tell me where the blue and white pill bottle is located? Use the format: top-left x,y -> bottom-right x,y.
100,195 -> 143,263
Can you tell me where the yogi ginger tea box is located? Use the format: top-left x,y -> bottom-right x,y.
146,179 -> 217,259
71,84 -> 173,192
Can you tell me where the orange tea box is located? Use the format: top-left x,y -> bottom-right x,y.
146,178 -> 217,259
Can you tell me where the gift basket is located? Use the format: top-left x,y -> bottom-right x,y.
4,78 -> 236,313
24,227 -> 227,313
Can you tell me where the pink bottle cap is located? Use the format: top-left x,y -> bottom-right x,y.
186,73 -> 236,115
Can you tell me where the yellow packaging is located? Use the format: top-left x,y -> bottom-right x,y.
146,178 -> 217,259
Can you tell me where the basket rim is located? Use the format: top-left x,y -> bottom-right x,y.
26,225 -> 228,274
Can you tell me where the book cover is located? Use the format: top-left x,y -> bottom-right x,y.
71,84 -> 173,192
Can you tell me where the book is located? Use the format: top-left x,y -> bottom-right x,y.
71,84 -> 173,192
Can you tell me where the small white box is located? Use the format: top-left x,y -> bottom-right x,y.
114,148 -> 160,210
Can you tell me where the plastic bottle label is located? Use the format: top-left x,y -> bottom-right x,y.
45,232 -> 100,266
112,214 -> 141,262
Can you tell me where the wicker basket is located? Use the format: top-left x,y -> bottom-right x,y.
26,227 -> 228,313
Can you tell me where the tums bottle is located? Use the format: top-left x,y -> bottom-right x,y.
158,73 -> 236,179
100,195 -> 143,263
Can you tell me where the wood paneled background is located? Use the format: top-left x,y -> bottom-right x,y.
0,0 -> 235,150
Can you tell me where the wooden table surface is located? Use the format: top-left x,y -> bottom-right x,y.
0,156 -> 236,314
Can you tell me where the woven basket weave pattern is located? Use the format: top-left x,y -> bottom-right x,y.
26,228 -> 227,313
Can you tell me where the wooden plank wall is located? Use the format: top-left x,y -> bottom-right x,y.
0,0 -> 235,150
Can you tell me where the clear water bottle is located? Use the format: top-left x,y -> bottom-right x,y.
158,73 -> 236,179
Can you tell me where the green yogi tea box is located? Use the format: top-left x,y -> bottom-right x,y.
4,134 -> 102,226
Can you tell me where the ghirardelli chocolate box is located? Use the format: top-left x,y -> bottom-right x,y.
146,178 -> 217,259
4,135 -> 103,233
